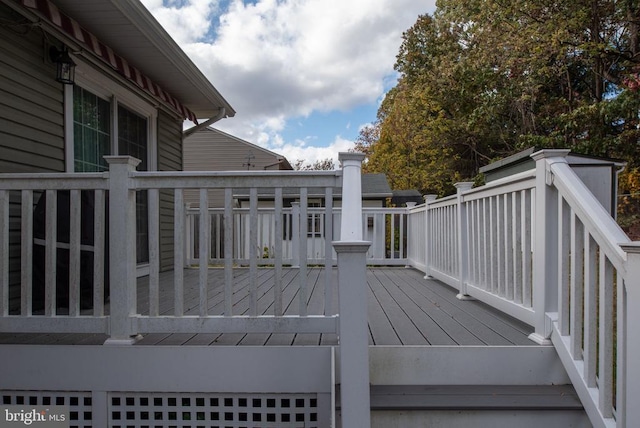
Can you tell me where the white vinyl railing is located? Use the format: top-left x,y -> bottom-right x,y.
2,148 -> 638,427
185,206 -> 410,266
411,149 -> 639,428
0,152 -> 372,426
0,156 -> 362,339
534,151 -> 636,428
0,175 -> 109,333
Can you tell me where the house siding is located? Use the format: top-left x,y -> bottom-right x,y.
1,4 -> 66,312
157,110 -> 183,272
0,4 -> 65,174
183,128 -> 287,207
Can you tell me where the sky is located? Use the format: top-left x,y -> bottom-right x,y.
140,0 -> 437,167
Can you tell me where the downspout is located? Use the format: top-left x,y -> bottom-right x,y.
182,107 -> 226,137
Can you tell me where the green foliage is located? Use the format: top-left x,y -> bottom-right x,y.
359,0 -> 640,201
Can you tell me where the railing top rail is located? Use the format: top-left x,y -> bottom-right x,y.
550,160 -> 629,270
132,170 -> 342,190
0,173 -> 108,190
426,194 -> 457,208
462,170 -> 535,201
408,204 -> 428,212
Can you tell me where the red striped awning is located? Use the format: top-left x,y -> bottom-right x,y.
21,0 -> 199,123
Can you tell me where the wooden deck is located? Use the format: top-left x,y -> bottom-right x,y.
0,267 -> 535,346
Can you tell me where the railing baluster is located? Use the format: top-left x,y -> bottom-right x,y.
583,232 -> 597,386
274,188 -> 283,316
455,182 -> 473,299
569,212 -> 584,359
69,189 -> 81,316
224,188 -> 233,316
558,198 -> 571,336
469,200 -> 476,286
174,189 -> 184,317
44,190 -> 56,316
21,190 -> 33,316
148,188 -> 160,317
299,188 -> 308,316
482,198 -> 489,290
598,253 -> 614,418
489,196 -> 497,295
93,189 -> 105,317
249,187 -> 258,316
522,189 -> 532,307
513,191 -> 523,304
616,272 -> 626,428
198,188 -> 209,317
504,193 -> 513,300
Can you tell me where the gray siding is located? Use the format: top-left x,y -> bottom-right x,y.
1,4 -> 65,312
157,110 -> 184,272
0,4 -> 65,173
183,128 -> 288,207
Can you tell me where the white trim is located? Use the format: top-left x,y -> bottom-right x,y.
63,84 -> 74,172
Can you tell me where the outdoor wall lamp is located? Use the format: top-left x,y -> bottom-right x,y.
49,46 -> 76,85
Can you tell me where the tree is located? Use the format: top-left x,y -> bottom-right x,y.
359,0 -> 640,208
293,158 -> 335,170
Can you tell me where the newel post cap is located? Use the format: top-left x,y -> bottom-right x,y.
530,149 -> 570,162
339,152 -> 366,163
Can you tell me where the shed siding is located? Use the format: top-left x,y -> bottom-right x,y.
157,111 -> 183,272
0,4 -> 65,174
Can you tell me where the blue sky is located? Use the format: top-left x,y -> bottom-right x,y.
142,0 -> 436,167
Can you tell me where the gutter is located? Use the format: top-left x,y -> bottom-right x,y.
183,108 -> 226,137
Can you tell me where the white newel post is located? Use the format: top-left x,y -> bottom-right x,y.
423,194 -> 437,279
529,149 -> 569,345
621,243 -> 640,426
339,152 -> 365,240
104,156 -> 140,345
335,152 -> 371,428
455,182 -> 474,300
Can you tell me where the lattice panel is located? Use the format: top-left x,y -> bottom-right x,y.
1,390 -> 93,428
109,392 -> 319,428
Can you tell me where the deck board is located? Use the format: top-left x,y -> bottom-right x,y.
0,267 -> 535,347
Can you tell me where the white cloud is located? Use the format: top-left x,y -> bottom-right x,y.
142,0 -> 435,151
277,136 -> 356,168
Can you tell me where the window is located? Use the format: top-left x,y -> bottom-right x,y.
73,86 -> 110,172
307,200 -> 322,238
68,65 -> 157,268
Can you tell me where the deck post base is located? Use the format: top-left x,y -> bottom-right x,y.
527,332 -> 552,345
104,334 -> 143,346
456,293 -> 475,301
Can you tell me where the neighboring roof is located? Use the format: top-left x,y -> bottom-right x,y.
393,189 -> 422,197
18,0 -> 235,121
187,128 -> 293,170
361,173 -> 393,198
235,174 -> 393,200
